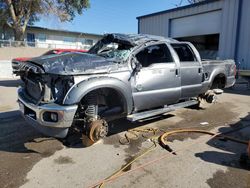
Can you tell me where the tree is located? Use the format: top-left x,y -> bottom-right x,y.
176,0 -> 206,7
187,0 -> 206,3
0,0 -> 90,41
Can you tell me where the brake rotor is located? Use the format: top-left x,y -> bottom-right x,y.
88,119 -> 108,142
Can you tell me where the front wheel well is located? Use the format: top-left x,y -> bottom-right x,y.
211,74 -> 226,89
78,87 -> 128,120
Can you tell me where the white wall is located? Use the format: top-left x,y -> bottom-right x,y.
0,27 -> 103,50
138,0 -> 223,37
138,0 -> 250,70
170,10 -> 222,38
26,29 -> 102,50
0,60 -> 13,78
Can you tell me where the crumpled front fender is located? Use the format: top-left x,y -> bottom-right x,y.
63,76 -> 133,114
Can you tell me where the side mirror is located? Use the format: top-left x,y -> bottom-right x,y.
131,56 -> 142,72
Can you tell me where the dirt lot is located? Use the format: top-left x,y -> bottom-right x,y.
0,79 -> 249,188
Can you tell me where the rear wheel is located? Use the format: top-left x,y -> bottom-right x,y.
211,74 -> 226,89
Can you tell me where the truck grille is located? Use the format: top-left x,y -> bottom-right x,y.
25,78 -> 44,102
12,61 -> 21,73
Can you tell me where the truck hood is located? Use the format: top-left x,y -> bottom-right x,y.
28,52 -> 125,75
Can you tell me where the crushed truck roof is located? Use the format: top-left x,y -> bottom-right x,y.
102,33 -> 179,46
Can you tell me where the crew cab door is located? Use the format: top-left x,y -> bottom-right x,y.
171,43 -> 203,98
131,43 -> 181,111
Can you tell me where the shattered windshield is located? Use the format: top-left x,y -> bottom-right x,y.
97,43 -> 131,60
89,38 -> 133,62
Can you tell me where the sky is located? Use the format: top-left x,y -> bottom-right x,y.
36,0 -> 189,35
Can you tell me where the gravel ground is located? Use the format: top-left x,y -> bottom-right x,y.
0,79 -> 249,188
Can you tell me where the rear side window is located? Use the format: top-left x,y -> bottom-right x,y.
171,43 -> 197,62
136,44 -> 173,67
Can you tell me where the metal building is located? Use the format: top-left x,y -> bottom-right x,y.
137,0 -> 250,71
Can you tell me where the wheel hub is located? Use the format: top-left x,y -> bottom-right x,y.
88,119 -> 108,142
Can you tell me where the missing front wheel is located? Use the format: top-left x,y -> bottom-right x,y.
87,119 -> 108,142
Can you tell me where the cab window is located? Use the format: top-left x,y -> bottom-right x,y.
171,43 -> 197,62
136,44 -> 173,67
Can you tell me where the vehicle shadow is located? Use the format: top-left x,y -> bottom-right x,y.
109,114 -> 175,135
0,110 -> 64,188
63,114 -> 175,148
0,79 -> 23,87
195,112 -> 250,170
0,110 -> 62,155
224,87 -> 250,96
0,106 -> 175,151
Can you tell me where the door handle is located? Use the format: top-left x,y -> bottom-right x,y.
175,69 -> 179,76
170,68 -> 180,76
198,68 -> 202,74
175,69 -> 180,77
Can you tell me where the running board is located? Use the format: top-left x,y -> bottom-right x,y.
127,100 -> 198,122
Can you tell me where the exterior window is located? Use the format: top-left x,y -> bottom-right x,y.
63,37 -> 74,43
27,33 -> 35,46
37,34 -> 46,42
85,39 -> 93,45
27,33 -> 35,42
136,43 -> 173,67
171,43 -> 197,62
80,38 -> 85,45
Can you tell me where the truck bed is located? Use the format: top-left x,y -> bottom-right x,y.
202,59 -> 235,89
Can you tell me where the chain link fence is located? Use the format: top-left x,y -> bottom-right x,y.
0,39 -> 92,50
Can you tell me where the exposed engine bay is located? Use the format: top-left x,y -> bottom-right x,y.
22,71 -> 74,105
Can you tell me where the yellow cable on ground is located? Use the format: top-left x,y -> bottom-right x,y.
90,127 -> 248,188
99,140 -> 157,188
160,129 -> 249,148
119,127 -> 161,145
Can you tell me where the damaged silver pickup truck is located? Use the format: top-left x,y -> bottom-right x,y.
17,33 -> 236,142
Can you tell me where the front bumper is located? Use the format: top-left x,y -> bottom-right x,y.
18,88 -> 78,138
12,61 -> 20,74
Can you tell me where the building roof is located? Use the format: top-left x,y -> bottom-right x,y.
27,26 -> 103,37
137,0 -> 220,19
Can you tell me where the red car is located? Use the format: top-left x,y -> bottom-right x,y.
12,49 -> 88,75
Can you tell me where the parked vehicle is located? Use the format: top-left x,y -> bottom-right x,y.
17,33 -> 236,142
12,48 -> 87,75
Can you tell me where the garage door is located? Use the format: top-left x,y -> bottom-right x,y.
170,10 -> 222,38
